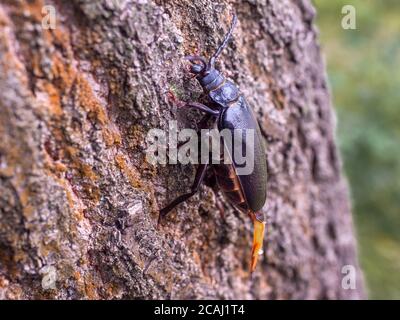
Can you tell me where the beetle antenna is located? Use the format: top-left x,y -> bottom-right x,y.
208,13 -> 237,69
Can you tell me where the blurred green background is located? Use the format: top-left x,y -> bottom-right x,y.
314,0 -> 400,299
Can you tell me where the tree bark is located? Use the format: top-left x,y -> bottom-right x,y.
0,0 -> 364,299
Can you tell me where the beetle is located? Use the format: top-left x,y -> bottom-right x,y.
159,13 -> 267,273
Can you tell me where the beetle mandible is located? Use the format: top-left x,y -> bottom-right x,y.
159,13 -> 267,273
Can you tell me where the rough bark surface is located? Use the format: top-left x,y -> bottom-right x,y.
0,0 -> 364,299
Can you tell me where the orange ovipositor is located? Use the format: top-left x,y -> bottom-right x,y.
250,217 -> 266,273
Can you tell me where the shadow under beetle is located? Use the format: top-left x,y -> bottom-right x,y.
159,13 -> 268,273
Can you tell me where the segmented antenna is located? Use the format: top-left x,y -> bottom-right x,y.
208,13 -> 237,69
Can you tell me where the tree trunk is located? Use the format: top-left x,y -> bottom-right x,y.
0,0 -> 364,299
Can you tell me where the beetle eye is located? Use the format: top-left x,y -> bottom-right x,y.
190,64 -> 203,74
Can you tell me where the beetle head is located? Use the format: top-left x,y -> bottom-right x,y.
186,55 -> 208,76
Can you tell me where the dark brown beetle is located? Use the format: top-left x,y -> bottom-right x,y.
159,14 -> 267,273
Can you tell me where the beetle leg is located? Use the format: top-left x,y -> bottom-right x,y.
159,162 -> 209,225
167,91 -> 219,116
176,114 -> 212,149
249,211 -> 266,273
160,116 -> 216,223
182,102 -> 220,116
